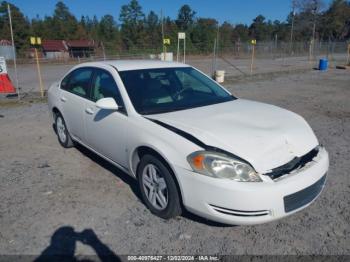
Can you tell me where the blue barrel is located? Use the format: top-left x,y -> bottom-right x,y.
319,58 -> 328,71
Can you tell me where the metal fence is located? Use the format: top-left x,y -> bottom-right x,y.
0,45 -> 14,60
6,40 -> 347,63
1,41 -> 349,100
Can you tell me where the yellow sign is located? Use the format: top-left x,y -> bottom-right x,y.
163,38 -> 170,45
30,37 -> 42,46
251,39 -> 257,45
30,37 -> 36,45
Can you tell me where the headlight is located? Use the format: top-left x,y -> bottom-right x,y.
187,151 -> 262,182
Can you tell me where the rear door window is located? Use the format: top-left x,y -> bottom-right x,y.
61,68 -> 93,98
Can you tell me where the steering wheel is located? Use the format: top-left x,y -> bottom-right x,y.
172,87 -> 192,100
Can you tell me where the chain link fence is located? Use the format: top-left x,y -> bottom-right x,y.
1,41 -> 349,100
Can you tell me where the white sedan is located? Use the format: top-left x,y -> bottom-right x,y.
48,60 -> 329,225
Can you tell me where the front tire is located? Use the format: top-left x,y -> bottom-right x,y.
137,154 -> 182,219
55,113 -> 74,148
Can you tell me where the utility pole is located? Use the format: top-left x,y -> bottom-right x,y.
250,39 -> 257,75
311,18 -> 316,58
7,4 -> 20,100
274,33 -> 278,59
275,34 -> 278,49
30,37 -> 44,98
161,9 -> 165,57
101,41 -> 106,60
34,48 -> 44,97
177,35 -> 179,62
311,0 -> 318,60
183,35 -> 186,63
212,38 -> 217,77
212,23 -> 220,77
216,23 -> 220,60
289,0 -> 296,55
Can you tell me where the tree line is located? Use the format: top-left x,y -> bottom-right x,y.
0,0 -> 349,56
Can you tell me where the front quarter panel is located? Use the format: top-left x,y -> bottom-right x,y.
126,116 -> 201,177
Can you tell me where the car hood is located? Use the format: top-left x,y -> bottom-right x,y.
148,99 -> 319,173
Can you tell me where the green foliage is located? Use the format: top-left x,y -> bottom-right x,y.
145,11 -> 161,48
0,1 -> 30,53
219,22 -> 235,48
119,0 -> 145,49
52,1 -> 78,39
191,18 -> 218,52
176,4 -> 196,31
0,0 -> 349,56
232,24 -> 250,42
320,0 -> 350,40
249,15 -> 270,40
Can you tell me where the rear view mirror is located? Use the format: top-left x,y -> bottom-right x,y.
96,97 -> 119,110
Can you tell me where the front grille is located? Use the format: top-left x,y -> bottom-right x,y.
265,147 -> 319,180
209,204 -> 270,217
284,175 -> 326,213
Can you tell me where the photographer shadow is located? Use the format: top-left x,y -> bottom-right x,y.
34,226 -> 120,262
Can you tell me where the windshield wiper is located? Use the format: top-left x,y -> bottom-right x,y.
142,105 -> 195,115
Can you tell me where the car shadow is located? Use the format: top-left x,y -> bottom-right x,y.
34,226 -> 120,262
182,210 -> 236,228
74,143 -> 142,201
74,143 -> 236,228
93,109 -> 113,122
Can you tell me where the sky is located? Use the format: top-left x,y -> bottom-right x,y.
10,0 -> 332,25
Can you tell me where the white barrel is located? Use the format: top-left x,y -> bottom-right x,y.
215,70 -> 225,83
159,52 -> 173,61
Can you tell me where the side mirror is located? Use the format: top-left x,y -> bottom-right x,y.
96,97 -> 119,110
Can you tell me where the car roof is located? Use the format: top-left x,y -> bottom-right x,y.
77,60 -> 190,72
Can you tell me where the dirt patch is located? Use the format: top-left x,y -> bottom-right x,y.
0,69 -> 349,256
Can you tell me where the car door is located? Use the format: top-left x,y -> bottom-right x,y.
60,67 -> 93,143
84,68 -> 128,168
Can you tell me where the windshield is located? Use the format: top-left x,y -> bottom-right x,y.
118,67 -> 235,115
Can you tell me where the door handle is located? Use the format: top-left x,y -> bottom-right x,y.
60,96 -> 67,102
85,108 -> 94,115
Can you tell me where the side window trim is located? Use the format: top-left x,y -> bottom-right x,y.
60,74 -> 71,91
89,69 -> 98,100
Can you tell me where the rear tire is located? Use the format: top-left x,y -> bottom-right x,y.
55,113 -> 74,148
137,154 -> 182,219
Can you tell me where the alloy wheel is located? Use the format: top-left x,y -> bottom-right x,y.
142,164 -> 168,210
56,116 -> 67,144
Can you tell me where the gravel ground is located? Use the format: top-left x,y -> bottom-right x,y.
0,68 -> 349,257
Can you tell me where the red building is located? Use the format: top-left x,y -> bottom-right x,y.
41,39 -> 95,59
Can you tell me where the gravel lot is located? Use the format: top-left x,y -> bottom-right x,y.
0,68 -> 349,257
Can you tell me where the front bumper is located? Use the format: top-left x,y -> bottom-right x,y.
174,147 -> 329,225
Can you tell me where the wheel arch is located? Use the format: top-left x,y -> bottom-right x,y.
130,145 -> 184,206
52,107 -> 71,137
52,107 -> 61,118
